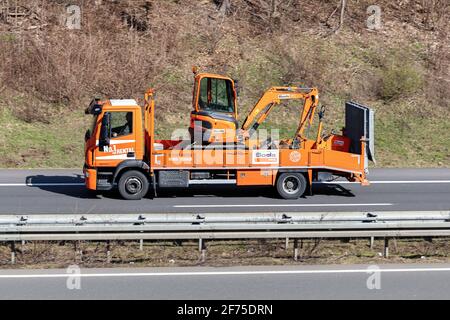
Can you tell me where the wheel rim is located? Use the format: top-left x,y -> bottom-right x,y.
282,176 -> 300,194
125,177 -> 143,194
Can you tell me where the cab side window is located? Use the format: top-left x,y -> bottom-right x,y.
111,112 -> 133,138
198,78 -> 234,113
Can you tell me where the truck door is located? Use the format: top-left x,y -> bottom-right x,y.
94,110 -> 137,167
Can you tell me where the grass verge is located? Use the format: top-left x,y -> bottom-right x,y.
0,238 -> 449,269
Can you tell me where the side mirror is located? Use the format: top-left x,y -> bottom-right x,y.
84,129 -> 91,142
234,79 -> 240,97
99,112 -> 111,150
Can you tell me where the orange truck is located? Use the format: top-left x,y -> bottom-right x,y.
83,70 -> 375,200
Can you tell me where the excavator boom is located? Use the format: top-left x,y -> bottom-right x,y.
241,87 -> 319,141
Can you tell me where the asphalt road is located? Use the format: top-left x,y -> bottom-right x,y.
0,168 -> 448,214
0,264 -> 449,300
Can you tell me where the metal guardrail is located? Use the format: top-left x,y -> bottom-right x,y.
1,211 -> 450,225
1,211 -> 450,262
0,211 -> 449,241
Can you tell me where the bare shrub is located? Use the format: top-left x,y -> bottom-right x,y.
225,0 -> 304,34
0,0 -> 448,124
0,0 -> 183,113
396,0 -> 450,31
426,20 -> 450,109
379,53 -> 425,101
12,95 -> 58,123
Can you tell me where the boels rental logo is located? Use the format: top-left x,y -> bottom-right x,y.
252,150 -> 280,165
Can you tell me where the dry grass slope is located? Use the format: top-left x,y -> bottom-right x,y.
0,0 -> 448,168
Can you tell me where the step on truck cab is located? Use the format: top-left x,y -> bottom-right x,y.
84,74 -> 375,200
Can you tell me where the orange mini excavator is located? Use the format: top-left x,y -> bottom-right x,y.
189,67 -> 350,152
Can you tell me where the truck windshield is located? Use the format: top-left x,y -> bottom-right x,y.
87,115 -> 98,138
199,77 -> 234,113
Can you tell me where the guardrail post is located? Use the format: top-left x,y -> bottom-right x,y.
383,238 -> 389,258
199,238 -> 206,263
106,241 -> 111,263
73,241 -> 77,261
74,241 -> 83,262
139,239 -> 144,251
370,237 -> 374,249
10,242 -> 16,265
293,239 -> 299,261
285,237 -> 289,250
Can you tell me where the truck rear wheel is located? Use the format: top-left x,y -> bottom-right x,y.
276,172 -> 307,199
118,170 -> 149,200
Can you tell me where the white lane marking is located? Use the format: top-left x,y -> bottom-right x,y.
316,180 -> 450,184
0,180 -> 449,187
174,203 -> 393,208
1,267 -> 450,279
0,183 -> 84,187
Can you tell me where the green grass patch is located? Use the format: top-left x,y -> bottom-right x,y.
376,113 -> 450,167
0,108 -> 85,168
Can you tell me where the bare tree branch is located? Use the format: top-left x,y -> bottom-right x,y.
334,0 -> 346,34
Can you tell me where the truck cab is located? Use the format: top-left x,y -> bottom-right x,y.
84,99 -> 145,193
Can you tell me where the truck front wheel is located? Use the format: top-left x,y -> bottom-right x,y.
118,170 -> 149,200
276,172 -> 307,199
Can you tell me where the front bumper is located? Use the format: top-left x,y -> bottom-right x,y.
83,165 -> 97,190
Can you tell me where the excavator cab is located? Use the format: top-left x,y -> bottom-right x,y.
190,69 -> 238,144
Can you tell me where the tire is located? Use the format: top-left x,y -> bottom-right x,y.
118,170 -> 149,200
276,172 -> 307,199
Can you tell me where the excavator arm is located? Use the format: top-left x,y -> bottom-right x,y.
240,87 -> 319,142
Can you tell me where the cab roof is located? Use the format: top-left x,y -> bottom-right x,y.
196,72 -> 233,81
109,99 -> 139,107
